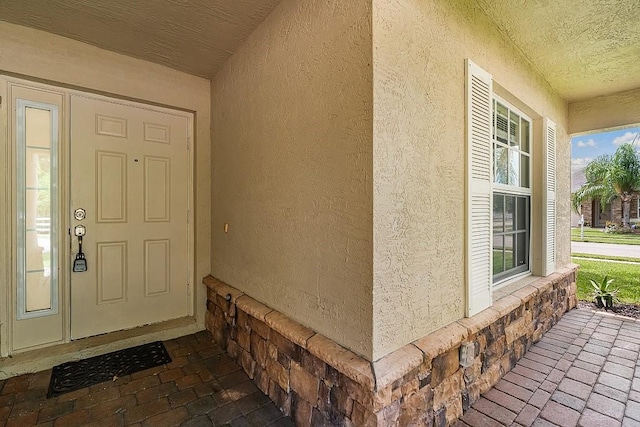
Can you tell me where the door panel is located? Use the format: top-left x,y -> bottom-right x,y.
70,95 -> 190,339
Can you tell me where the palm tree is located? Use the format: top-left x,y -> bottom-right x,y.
572,143 -> 640,228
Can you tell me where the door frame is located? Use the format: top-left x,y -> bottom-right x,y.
0,76 -> 195,357
592,199 -> 612,228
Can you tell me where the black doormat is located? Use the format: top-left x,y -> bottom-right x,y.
47,341 -> 172,398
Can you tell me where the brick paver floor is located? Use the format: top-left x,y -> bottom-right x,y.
0,331 -> 294,426
3,308 -> 640,427
457,308 -> 640,427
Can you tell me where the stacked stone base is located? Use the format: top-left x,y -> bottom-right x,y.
204,264 -> 577,426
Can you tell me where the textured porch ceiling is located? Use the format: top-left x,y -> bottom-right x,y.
474,0 -> 640,102
0,0 -> 282,79
0,0 -> 638,101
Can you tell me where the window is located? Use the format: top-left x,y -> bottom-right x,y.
465,59 -> 556,316
493,194 -> 529,280
492,99 -> 531,283
16,100 -> 59,319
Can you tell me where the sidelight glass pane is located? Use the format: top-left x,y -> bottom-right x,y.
26,272 -> 51,311
17,101 -> 58,319
26,108 -> 52,148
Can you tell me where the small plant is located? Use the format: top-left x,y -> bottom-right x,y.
604,222 -> 624,234
590,275 -> 619,309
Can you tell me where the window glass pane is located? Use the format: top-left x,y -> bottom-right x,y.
26,108 -> 52,148
520,119 -> 530,153
495,145 -> 508,184
26,271 -> 51,312
495,103 -> 509,144
18,103 -> 57,317
505,196 -> 514,232
509,112 -> 520,146
492,194 -> 531,282
25,110 -> 53,312
516,197 -> 527,231
492,99 -> 496,140
504,234 -> 515,270
493,235 -> 504,275
492,101 -> 531,191
493,194 -> 504,233
520,154 -> 530,188
509,150 -> 520,186
516,232 -> 528,267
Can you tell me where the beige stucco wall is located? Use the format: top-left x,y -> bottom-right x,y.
568,87 -> 640,135
372,0 -> 571,359
210,1 -> 373,358
0,21 -> 211,337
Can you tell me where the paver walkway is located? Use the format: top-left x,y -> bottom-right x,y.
2,308 -> 640,426
0,331 -> 293,426
457,308 -> 640,427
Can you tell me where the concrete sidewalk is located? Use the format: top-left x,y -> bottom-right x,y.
572,241 -> 640,258
456,308 -> 640,427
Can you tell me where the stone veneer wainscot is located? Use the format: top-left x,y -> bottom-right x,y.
204,265 -> 578,426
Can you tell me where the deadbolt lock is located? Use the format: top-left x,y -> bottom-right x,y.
74,208 -> 86,221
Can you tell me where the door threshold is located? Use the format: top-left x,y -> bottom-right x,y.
0,316 -> 200,380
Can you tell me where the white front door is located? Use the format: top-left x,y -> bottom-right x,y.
70,95 -> 191,339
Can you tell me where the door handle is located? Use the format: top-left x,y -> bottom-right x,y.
73,225 -> 87,272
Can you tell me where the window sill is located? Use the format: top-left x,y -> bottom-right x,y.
492,274 -> 539,301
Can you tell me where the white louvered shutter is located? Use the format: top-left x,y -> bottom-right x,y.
466,59 -> 493,317
543,118 -> 557,275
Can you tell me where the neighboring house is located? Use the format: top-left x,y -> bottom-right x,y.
579,196 -> 640,227
572,164 -> 640,227
1,0 -> 639,425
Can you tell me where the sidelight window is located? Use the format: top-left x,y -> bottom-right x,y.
16,100 -> 59,319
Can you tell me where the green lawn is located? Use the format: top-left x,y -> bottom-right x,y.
572,257 -> 640,304
571,227 -> 640,245
493,249 -> 514,275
